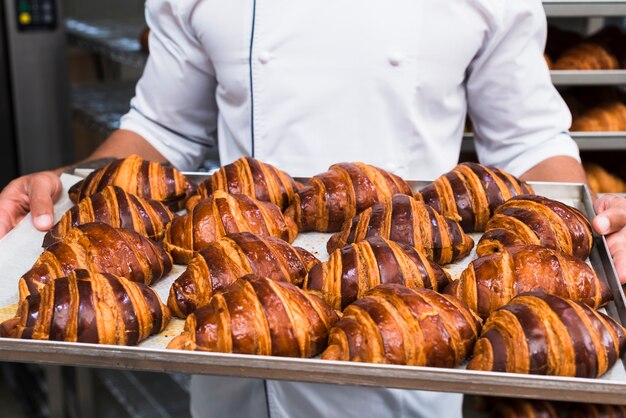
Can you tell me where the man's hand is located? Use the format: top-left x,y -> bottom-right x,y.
593,194 -> 626,284
0,172 -> 63,239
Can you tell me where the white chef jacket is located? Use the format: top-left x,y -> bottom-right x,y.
120,0 -> 579,179
119,0 -> 581,417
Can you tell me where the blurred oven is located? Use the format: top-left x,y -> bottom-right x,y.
0,0 -> 70,187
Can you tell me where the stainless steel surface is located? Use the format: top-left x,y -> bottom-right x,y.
462,132 -> 626,152
0,181 -> 625,404
3,0 -> 71,174
65,18 -> 148,70
70,81 -> 136,138
0,3 -> 18,187
70,83 -> 221,170
543,0 -> 626,16
551,70 -> 626,85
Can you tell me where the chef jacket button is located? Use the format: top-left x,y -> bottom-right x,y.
388,53 -> 402,66
258,51 -> 272,64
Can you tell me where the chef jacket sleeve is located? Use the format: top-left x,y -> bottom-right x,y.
119,0 -> 218,171
466,0 -> 580,177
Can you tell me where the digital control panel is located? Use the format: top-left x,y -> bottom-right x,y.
15,0 -> 57,31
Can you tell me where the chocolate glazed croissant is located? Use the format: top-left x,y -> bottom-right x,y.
43,186 -> 175,247
68,155 -> 196,210
446,245 -> 611,319
477,195 -> 593,260
416,162 -> 534,232
467,292 -> 626,378
163,190 -> 298,264
326,194 -> 474,264
321,284 -> 481,366
305,236 -> 451,310
19,222 -> 173,302
285,162 -> 413,233
1,270 -> 170,345
167,274 -> 339,357
186,157 -> 301,211
168,232 -> 318,318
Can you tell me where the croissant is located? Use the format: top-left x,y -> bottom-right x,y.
585,163 -> 626,194
163,191 -> 298,264
571,101 -> 626,132
326,194 -> 474,264
43,186 -> 175,247
553,43 -> 620,70
285,162 -> 413,233
476,195 -> 593,260
305,237 -> 451,310
1,270 -> 170,345
569,403 -> 626,418
19,222 -> 173,302
168,232 -> 318,318
416,162 -> 534,232
485,398 -> 559,418
186,157 -> 301,211
167,274 -> 339,357
68,155 -> 196,210
446,245 -> 611,319
321,284 -> 481,366
467,291 -> 626,378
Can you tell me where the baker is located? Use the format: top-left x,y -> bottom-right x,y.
1,1 -> 625,416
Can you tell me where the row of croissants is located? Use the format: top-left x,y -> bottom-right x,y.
0,155 -> 623,381
471,396 -> 626,418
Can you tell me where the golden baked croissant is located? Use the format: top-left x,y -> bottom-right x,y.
485,398 -> 559,418
20,222 -> 173,302
585,163 -> 626,194
305,236 -> 451,310
43,186 -> 175,247
285,162 -> 413,233
553,43 -> 620,70
571,101 -> 626,132
1,270 -> 170,345
167,274 -> 339,356
326,194 -> 474,264
163,190 -> 298,264
476,195 -> 593,260
321,284 -> 481,366
446,245 -> 611,319
416,162 -> 534,232
168,232 -> 318,318
186,157 -> 301,211
467,291 -> 626,377
68,155 -> 196,210
569,403 -> 626,418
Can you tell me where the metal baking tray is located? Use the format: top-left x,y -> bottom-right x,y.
1,175 -> 625,405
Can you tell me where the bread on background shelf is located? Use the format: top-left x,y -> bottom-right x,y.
584,163 -> 626,194
550,26 -> 626,70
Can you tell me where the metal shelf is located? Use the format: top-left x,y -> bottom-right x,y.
70,81 -> 136,138
551,70 -> 626,85
70,82 -> 220,171
543,0 -> 626,17
462,132 -> 626,152
65,18 -> 148,70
